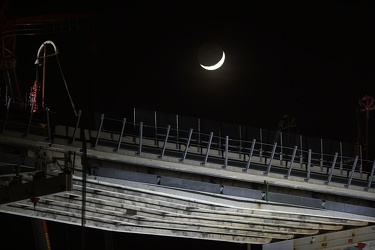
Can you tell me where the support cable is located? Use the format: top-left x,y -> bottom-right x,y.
56,54 -> 78,116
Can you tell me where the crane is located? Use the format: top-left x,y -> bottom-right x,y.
0,0 -> 95,106
1,2 -> 96,249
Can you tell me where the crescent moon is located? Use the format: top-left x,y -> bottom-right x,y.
200,51 -> 225,70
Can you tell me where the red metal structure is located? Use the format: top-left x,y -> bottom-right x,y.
357,94 -> 375,171
0,0 -> 95,105
1,2 -> 95,248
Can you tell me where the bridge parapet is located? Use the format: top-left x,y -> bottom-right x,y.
1,104 -> 374,194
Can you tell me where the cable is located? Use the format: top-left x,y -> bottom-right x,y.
56,54 -> 78,117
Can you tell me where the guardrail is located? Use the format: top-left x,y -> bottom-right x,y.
1,103 -> 374,192
90,112 -> 374,192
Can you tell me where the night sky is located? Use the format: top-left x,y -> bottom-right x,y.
2,0 -> 375,249
7,1 -> 375,143
99,1 -> 374,144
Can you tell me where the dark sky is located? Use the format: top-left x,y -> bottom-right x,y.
6,0 -> 375,143
100,1 -> 374,144
2,1 -> 375,249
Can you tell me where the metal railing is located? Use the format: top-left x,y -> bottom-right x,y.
1,103 -> 374,192
89,109 -> 374,192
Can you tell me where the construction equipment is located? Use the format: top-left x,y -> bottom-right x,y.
0,0 -> 95,107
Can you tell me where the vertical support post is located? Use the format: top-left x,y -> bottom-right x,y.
365,160 -> 375,191
239,125 -> 242,158
115,118 -> 126,152
320,138 -> 324,172
94,113 -> 104,147
279,132 -> 283,165
339,142 -> 343,174
359,145 -> 363,178
259,129 -> 263,162
197,118 -> 201,153
46,107 -> 52,142
136,121 -> 143,155
284,145 -> 298,179
180,128 -> 193,162
154,111 -> 157,146
176,114 -> 179,150
243,139 -> 256,172
264,142 -> 277,175
325,152 -> 338,185
304,149 -> 312,181
345,155 -> 358,188
299,135 -> 303,168
201,132 -> 213,166
218,126 -> 222,156
222,135 -> 229,168
133,108 -> 136,143
159,125 -> 170,159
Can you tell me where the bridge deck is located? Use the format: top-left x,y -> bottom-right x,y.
0,108 -> 374,247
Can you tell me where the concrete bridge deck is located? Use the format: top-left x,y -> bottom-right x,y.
0,108 -> 374,249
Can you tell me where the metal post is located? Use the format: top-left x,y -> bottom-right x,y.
345,155 -> 358,188
197,118 -> 201,153
201,132 -> 213,166
304,149 -> 312,181
176,114 -> 179,150
339,142 -> 343,174
137,121 -> 143,155
94,113 -> 105,147
284,146 -> 298,179
115,118 -> 126,152
133,108 -> 136,143
365,160 -> 375,191
223,135 -> 229,168
159,125 -> 170,159
239,125 -> 242,158
264,142 -> 277,175
46,107 -> 52,142
279,132 -> 283,165
299,135 -> 303,168
359,145 -> 363,178
320,138 -> 324,172
259,129 -> 263,162
218,126 -> 222,156
180,128 -> 193,162
154,111 -> 157,146
325,152 -> 338,185
243,139 -> 256,172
